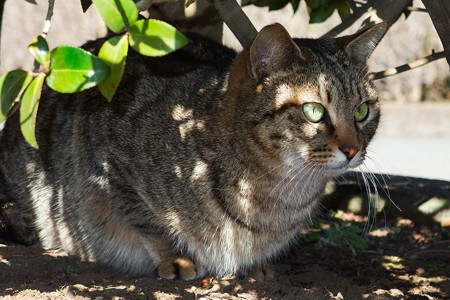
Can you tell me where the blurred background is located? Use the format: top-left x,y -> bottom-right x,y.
1,0 -> 449,180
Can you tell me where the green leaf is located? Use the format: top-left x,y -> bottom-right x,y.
98,34 -> 129,101
92,0 -> 138,33
268,0 -> 289,11
28,36 -> 50,70
336,0 -> 351,21
20,73 -> 46,149
46,46 -> 110,93
306,0 -> 336,23
81,0 -> 93,12
305,0 -> 320,10
0,70 -> 33,123
129,19 -> 188,57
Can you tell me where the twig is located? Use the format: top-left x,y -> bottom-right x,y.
368,51 -> 446,80
323,2 -> 371,37
422,0 -> 450,67
406,6 -> 427,13
33,0 -> 55,73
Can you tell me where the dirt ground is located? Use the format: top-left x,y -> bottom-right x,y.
1,211 -> 449,300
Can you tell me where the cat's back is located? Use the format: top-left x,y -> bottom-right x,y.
0,33 -> 236,191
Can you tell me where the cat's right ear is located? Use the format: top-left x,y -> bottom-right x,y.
336,22 -> 387,66
249,23 -> 301,82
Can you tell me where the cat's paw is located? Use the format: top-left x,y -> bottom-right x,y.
157,257 -> 203,280
248,266 -> 275,281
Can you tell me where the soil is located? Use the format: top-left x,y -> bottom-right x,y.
1,211 -> 449,300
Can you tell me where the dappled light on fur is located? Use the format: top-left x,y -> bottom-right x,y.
171,104 -> 206,140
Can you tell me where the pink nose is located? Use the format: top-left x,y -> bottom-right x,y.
339,146 -> 359,160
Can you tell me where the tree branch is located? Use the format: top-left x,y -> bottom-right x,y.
406,6 -> 427,13
323,2 -> 371,37
33,0 -> 56,73
212,0 -> 257,48
359,0 -> 412,31
368,51 -> 446,80
422,0 -> 450,68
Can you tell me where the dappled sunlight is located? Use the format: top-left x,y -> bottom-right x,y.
237,178 -> 252,213
190,160 -> 208,183
174,165 -> 183,179
171,104 -> 205,140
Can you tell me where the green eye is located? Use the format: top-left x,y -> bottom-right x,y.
354,102 -> 369,122
303,103 -> 325,123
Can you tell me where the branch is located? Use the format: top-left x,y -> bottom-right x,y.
368,51 -> 446,80
406,6 -> 427,13
212,0 -> 257,48
33,0 -> 55,73
42,0 -> 55,39
346,0 -> 358,12
323,2 -> 371,37
359,0 -> 412,31
422,0 -> 450,68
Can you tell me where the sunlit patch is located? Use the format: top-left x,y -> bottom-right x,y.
274,84 -> 295,109
172,104 -> 206,140
190,160 -> 208,183
165,211 -> 182,233
179,120 -> 205,140
301,125 -> 317,139
238,178 -> 252,212
172,104 -> 193,121
174,165 -> 183,179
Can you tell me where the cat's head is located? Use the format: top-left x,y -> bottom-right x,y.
228,22 -> 386,175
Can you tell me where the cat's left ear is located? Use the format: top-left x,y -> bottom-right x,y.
336,22 -> 387,66
249,23 -> 301,81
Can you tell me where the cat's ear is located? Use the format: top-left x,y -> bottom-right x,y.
336,22 -> 387,65
249,23 -> 300,81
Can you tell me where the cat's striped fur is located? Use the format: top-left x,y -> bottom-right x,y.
0,23 -> 386,278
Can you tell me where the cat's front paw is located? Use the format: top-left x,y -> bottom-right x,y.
157,257 -> 203,280
247,266 -> 275,281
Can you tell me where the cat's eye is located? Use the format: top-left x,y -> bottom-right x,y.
354,102 -> 369,122
303,103 -> 325,123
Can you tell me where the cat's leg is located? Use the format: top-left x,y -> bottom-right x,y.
140,232 -> 204,280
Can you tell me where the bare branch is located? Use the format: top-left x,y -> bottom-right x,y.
212,0 -> 257,48
368,51 -> 446,80
323,2 -> 371,37
422,0 -> 450,67
42,0 -> 55,39
33,0 -> 55,73
359,0 -> 411,31
406,6 -> 427,13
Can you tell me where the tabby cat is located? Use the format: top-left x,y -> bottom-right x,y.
0,23 -> 386,279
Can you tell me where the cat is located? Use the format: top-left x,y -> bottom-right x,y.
0,22 -> 386,279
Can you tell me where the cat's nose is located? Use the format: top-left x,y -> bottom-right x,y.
339,146 -> 359,161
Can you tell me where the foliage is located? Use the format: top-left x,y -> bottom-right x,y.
0,0 -> 188,148
303,211 -> 370,251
